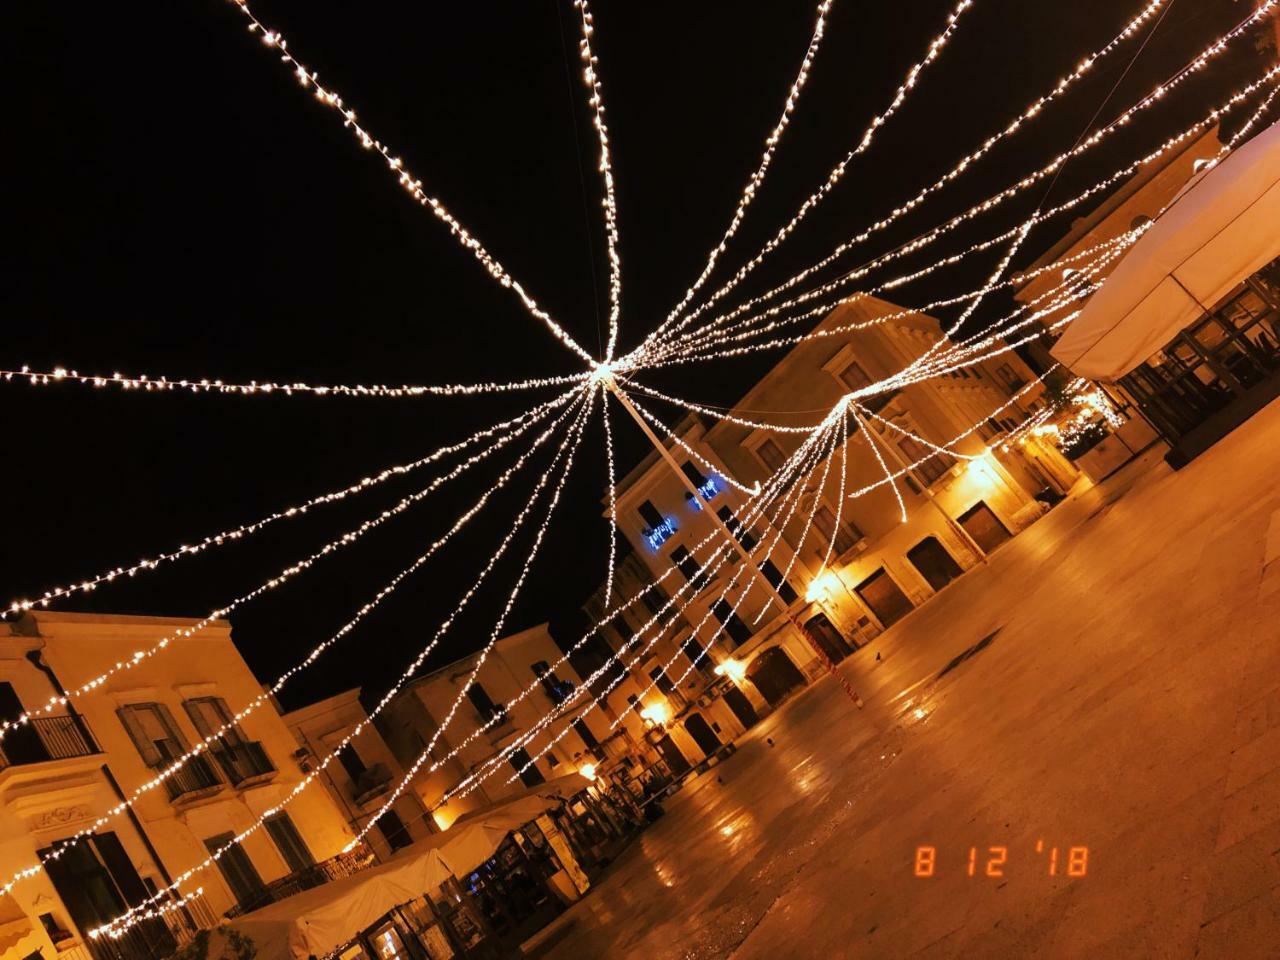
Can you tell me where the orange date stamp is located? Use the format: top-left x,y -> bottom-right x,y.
914,841 -> 1088,877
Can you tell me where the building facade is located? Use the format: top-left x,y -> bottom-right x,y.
609,296 -> 1053,717
0,611 -> 355,960
380,624 -> 648,831
282,688 -> 435,864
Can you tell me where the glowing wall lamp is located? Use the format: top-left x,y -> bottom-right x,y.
713,659 -> 746,683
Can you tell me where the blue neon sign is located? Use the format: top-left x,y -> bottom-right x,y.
687,475 -> 721,510
643,517 -> 678,550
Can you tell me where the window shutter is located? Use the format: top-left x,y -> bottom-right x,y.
117,705 -> 162,767
154,703 -> 190,751
183,699 -> 214,739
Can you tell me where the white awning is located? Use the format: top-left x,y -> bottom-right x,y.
223,777 -> 589,960
1051,117 -> 1280,380
223,844 -> 455,960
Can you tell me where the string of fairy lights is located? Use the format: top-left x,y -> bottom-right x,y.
573,0 -> 624,361
634,0 -> 1174,360
643,10 -> 1280,368
8,0 -> 1280,937
658,0 -> 837,328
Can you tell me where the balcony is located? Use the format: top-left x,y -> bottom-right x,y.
224,847 -> 375,919
0,715 -> 100,770
210,740 -> 276,788
350,763 -> 393,806
162,753 -> 224,803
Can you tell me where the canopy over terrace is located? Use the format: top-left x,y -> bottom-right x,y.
1051,117 -> 1280,381
222,778 -> 586,959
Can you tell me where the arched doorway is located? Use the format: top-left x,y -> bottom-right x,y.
747,646 -> 806,707
683,713 -> 722,758
804,612 -> 855,662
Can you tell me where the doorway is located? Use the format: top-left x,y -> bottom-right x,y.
0,682 -> 46,765
746,646 -> 806,707
907,536 -> 964,592
655,735 -> 689,775
683,713 -> 722,758
958,501 -> 1012,553
804,612 -> 855,662
855,568 -> 914,629
722,686 -> 759,729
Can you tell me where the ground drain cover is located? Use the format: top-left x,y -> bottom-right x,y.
936,627 -> 1001,680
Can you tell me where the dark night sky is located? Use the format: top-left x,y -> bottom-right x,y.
2,1 -> 1268,709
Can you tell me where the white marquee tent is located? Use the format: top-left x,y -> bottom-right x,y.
1051,117 -> 1280,381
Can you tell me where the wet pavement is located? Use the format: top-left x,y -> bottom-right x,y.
537,398 -> 1280,959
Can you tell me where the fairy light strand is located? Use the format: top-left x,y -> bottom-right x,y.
222,0 -> 594,363
657,0 -> 836,330
641,13 -> 1278,368
3,392 -> 572,622
89,391 -> 596,938
0,394 -> 587,901
574,0 -> 623,360
637,0 -> 1172,358
647,0 -> 975,348
1,365 -> 587,401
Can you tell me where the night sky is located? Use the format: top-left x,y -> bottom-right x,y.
3,0 -> 1269,709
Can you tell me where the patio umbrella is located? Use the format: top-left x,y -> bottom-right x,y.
1051,117 -> 1280,381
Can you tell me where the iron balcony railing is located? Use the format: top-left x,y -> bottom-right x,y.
224,847 -> 375,919
210,740 -> 276,787
0,715 -> 100,770
162,753 -> 224,802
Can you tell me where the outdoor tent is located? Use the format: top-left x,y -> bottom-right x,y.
221,778 -> 588,960
1051,117 -> 1280,380
222,843 -> 455,960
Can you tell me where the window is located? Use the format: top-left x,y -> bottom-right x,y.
573,718 -> 599,749
265,812 -> 314,873
118,703 -> 190,767
761,558 -> 798,603
206,833 -> 265,908
683,636 -> 715,674
812,504 -> 859,555
508,747 -> 545,787
547,752 -> 560,768
467,683 -> 507,726
680,461 -> 709,488
995,363 -> 1024,391
717,506 -> 757,550
337,743 -> 367,782
640,584 -> 673,622
754,438 -> 786,472
649,666 -> 676,696
896,436 -> 954,487
377,809 -> 413,851
637,499 -> 665,529
671,545 -> 702,584
712,600 -> 753,646
183,697 -> 245,749
532,661 -> 573,705
835,358 -> 872,391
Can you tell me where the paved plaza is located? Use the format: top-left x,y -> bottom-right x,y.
537,399 -> 1280,959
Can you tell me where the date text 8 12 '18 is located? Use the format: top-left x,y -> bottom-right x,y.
914,843 -> 1088,877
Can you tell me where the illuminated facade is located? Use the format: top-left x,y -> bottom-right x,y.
0,611 -> 355,960
380,624 -> 648,831
610,296 -> 1053,714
